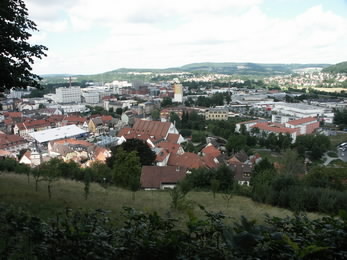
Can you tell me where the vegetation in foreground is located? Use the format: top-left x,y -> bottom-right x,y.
0,173 -> 305,222
1,202 -> 346,259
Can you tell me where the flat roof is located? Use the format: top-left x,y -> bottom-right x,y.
29,125 -> 88,143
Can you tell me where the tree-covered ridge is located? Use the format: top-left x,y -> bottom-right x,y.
322,61 -> 347,74
1,205 -> 347,259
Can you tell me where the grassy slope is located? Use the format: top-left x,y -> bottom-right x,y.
0,173 -> 321,223
329,133 -> 347,148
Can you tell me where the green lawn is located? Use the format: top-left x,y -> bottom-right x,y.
329,133 -> 347,148
0,173 -> 321,223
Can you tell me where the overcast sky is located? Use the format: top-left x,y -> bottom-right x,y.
26,0 -> 347,75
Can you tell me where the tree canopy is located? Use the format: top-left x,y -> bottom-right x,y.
0,0 -> 47,90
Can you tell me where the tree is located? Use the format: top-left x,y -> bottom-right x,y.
40,158 -> 62,199
115,108 -> 123,115
161,97 -> 172,107
0,0 -> 47,90
112,148 -> 141,189
151,109 -> 160,120
107,139 -> 156,167
210,179 -> 220,199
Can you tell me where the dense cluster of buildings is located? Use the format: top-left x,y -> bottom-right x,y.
1,74 -> 346,191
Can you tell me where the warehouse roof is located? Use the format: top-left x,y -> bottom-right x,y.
29,125 -> 88,143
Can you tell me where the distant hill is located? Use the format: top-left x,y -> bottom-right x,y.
322,61 -> 347,74
174,62 -> 330,75
41,62 -> 331,84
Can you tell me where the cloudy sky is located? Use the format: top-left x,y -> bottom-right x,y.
26,0 -> 347,75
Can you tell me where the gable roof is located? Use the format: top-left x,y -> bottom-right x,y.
201,144 -> 221,158
0,134 -> 27,149
286,117 -> 317,126
4,112 -> 22,118
16,120 -> 51,131
157,142 -> 181,154
140,166 -> 187,189
166,133 -> 180,144
168,152 -> 206,169
133,119 -> 171,140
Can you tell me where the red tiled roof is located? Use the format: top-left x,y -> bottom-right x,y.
63,115 -> 87,124
166,133 -> 180,144
16,120 -> 51,130
202,154 -> 219,168
0,134 -> 27,149
286,117 -> 317,126
101,115 -> 113,122
251,122 -> 297,134
201,144 -> 221,158
133,119 -> 171,140
168,152 -> 206,169
157,142 -> 181,154
4,112 -> 22,118
117,127 -> 133,137
140,166 -> 187,189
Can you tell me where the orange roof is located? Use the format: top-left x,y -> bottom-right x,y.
202,154 -> 219,168
287,117 -> 317,126
251,122 -> 297,134
167,152 -> 213,169
201,144 -> 221,158
53,138 -> 93,147
133,119 -> 171,141
157,142 -> 181,154
166,133 -> 180,144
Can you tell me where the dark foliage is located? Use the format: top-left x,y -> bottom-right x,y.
1,205 -> 347,259
0,0 -> 47,90
107,138 -> 156,167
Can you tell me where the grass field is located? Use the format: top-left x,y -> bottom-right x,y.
329,133 -> 347,148
0,173 -> 322,224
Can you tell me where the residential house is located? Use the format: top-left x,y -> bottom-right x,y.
0,150 -> 17,159
167,152 -> 219,170
14,120 -> 51,138
118,119 -> 182,144
140,166 -> 187,190
19,150 -> 50,167
88,115 -> 117,134
121,110 -> 136,126
0,133 -> 29,153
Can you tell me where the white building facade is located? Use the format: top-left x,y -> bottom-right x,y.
56,87 -> 81,104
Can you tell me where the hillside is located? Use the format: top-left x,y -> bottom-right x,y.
0,173 -> 320,222
41,62 -> 331,84
322,61 -> 347,74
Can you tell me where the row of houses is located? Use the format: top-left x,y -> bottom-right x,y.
116,118 -> 263,189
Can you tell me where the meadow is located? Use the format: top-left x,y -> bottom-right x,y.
0,172 -> 321,223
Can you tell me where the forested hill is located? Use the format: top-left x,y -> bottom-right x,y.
41,62 -> 331,84
322,61 -> 347,74
174,62 -> 330,75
